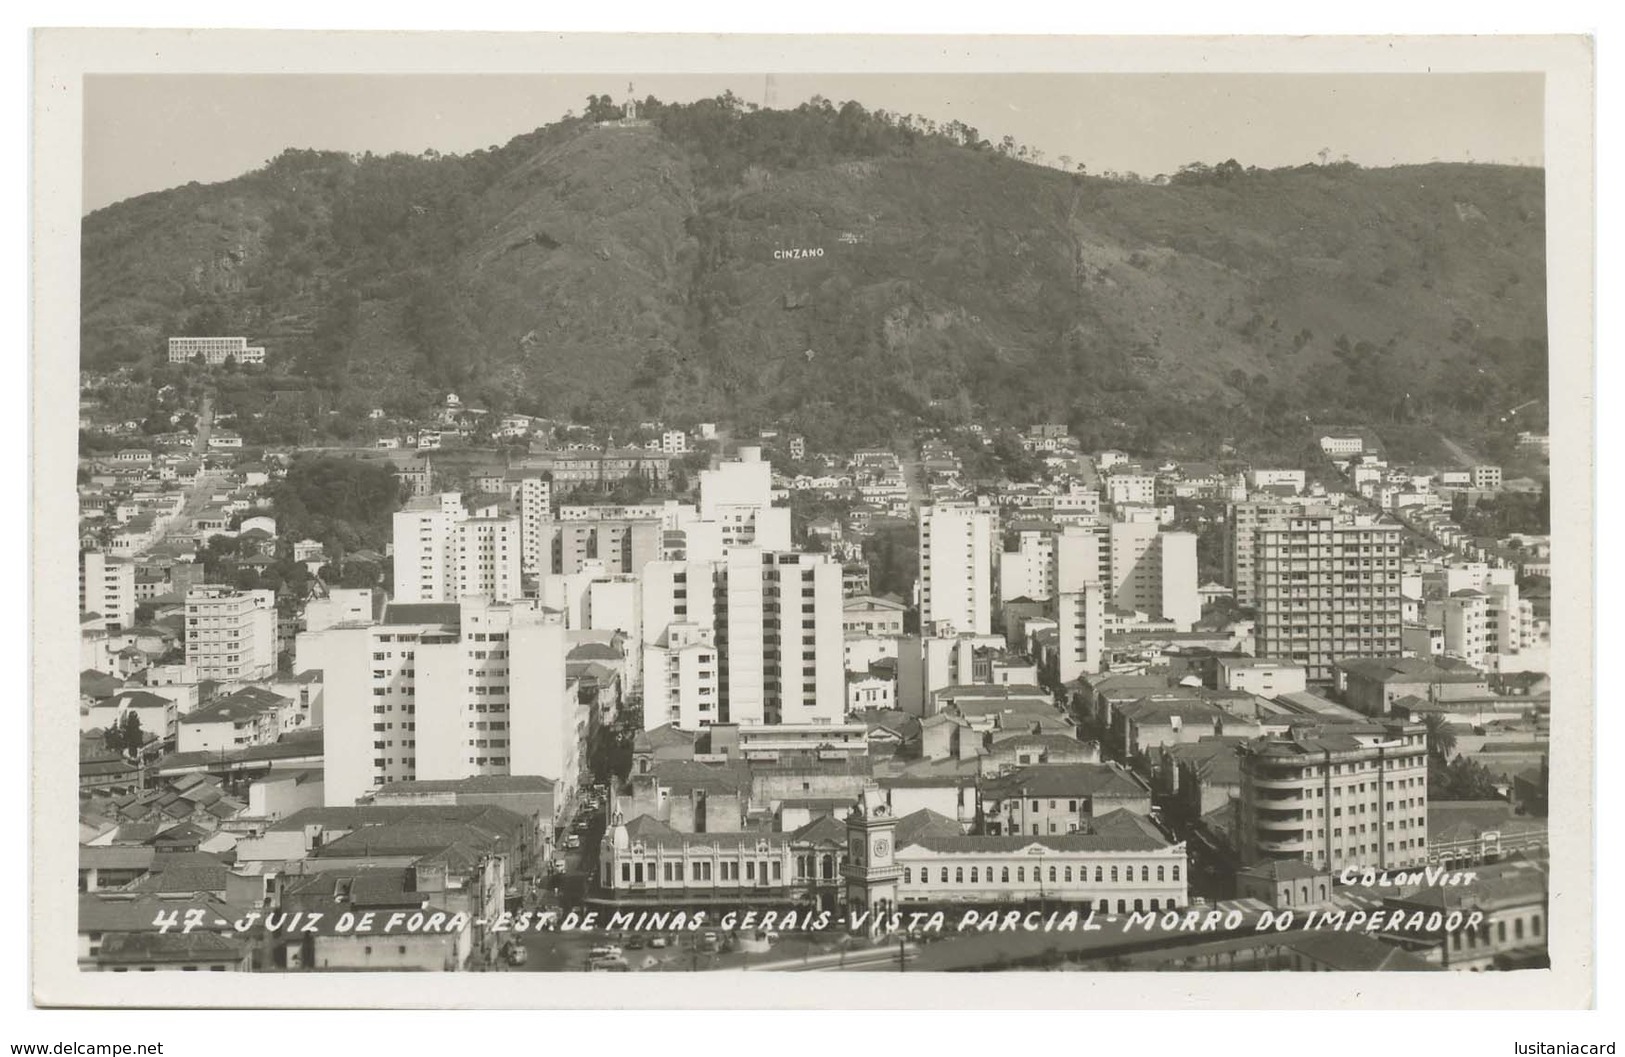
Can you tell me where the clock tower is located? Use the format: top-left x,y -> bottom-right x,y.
841,785 -> 903,932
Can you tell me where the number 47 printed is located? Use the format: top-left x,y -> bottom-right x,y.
151,908 -> 208,933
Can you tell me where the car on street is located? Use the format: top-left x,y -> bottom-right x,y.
649,936 -> 669,949
565,834 -> 581,849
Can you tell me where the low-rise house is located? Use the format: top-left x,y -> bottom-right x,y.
980,733 -> 1100,772
79,894 -> 251,971
83,689 -> 179,743
1379,856 -> 1549,970
1156,735 -> 1248,822
246,769 -> 326,823
874,772 -> 977,831
1110,696 -> 1258,758
1334,656 -> 1490,716
177,687 -> 290,754
979,762 -> 1152,836
1234,859 -> 1333,908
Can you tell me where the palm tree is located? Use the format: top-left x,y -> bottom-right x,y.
1421,713 -> 1457,761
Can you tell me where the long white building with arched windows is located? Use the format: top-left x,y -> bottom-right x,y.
892,807 -> 1189,914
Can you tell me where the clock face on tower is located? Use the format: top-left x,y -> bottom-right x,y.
872,838 -> 890,859
849,837 -> 864,864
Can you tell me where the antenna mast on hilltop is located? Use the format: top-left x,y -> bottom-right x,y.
764,74 -> 779,109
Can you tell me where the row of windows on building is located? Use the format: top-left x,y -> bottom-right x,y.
619,858 -> 786,884
1304,835 -> 1426,860
905,862 -> 1180,885
1450,913 -> 1541,951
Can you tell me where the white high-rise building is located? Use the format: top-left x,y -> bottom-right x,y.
996,519 -> 1190,644
697,446 -> 792,554
80,550 -> 136,631
392,493 -> 520,604
918,503 -> 997,636
391,494 -> 464,604
640,549 -> 843,730
585,576 -> 643,690
513,476 -> 552,576
452,516 -> 521,602
1427,591 -> 1490,670
998,524 -> 1057,603
185,585 -> 277,681
643,623 -> 720,730
1054,527 -> 1107,681
296,596 -> 573,807
1108,521 -> 1199,630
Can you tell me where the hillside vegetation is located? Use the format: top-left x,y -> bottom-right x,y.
82,94 -> 1548,458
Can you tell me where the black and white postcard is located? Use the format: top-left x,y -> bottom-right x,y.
29,29 -> 1596,1009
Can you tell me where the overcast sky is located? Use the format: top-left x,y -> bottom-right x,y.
82,72 -> 1543,213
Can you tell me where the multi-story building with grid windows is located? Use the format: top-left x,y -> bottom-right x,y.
641,549 -> 843,730
1226,499 -> 1334,607
295,597 -> 573,808
512,476 -> 552,576
1253,515 -> 1403,682
166,336 -> 266,365
80,550 -> 136,631
918,502 -> 997,636
1237,719 -> 1428,875
392,493 -> 520,604
184,585 -> 277,681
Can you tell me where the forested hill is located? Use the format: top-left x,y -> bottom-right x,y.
81,93 -> 1548,455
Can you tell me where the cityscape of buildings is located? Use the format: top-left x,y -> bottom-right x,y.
73,354 -> 1554,973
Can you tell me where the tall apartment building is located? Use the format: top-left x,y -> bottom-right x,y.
550,519 -> 662,577
918,503 -> 997,636
998,523 -> 1058,603
1105,473 -> 1157,507
392,493 -> 520,604
995,519 -> 1187,668
391,494 -> 465,604
697,447 -> 792,554
512,477 -> 552,576
640,549 -> 843,730
1108,521 -> 1199,631
1227,500 -> 1332,607
453,516 -> 521,602
295,596 -> 573,807
80,550 -> 136,631
166,336 -> 267,365
642,623 -> 720,730
185,585 -> 277,681
1054,527 -> 1107,682
1253,516 -> 1404,682
1427,590 -> 1490,670
1485,584 -> 1538,659
1434,564 -> 1535,661
1237,720 -> 1428,874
